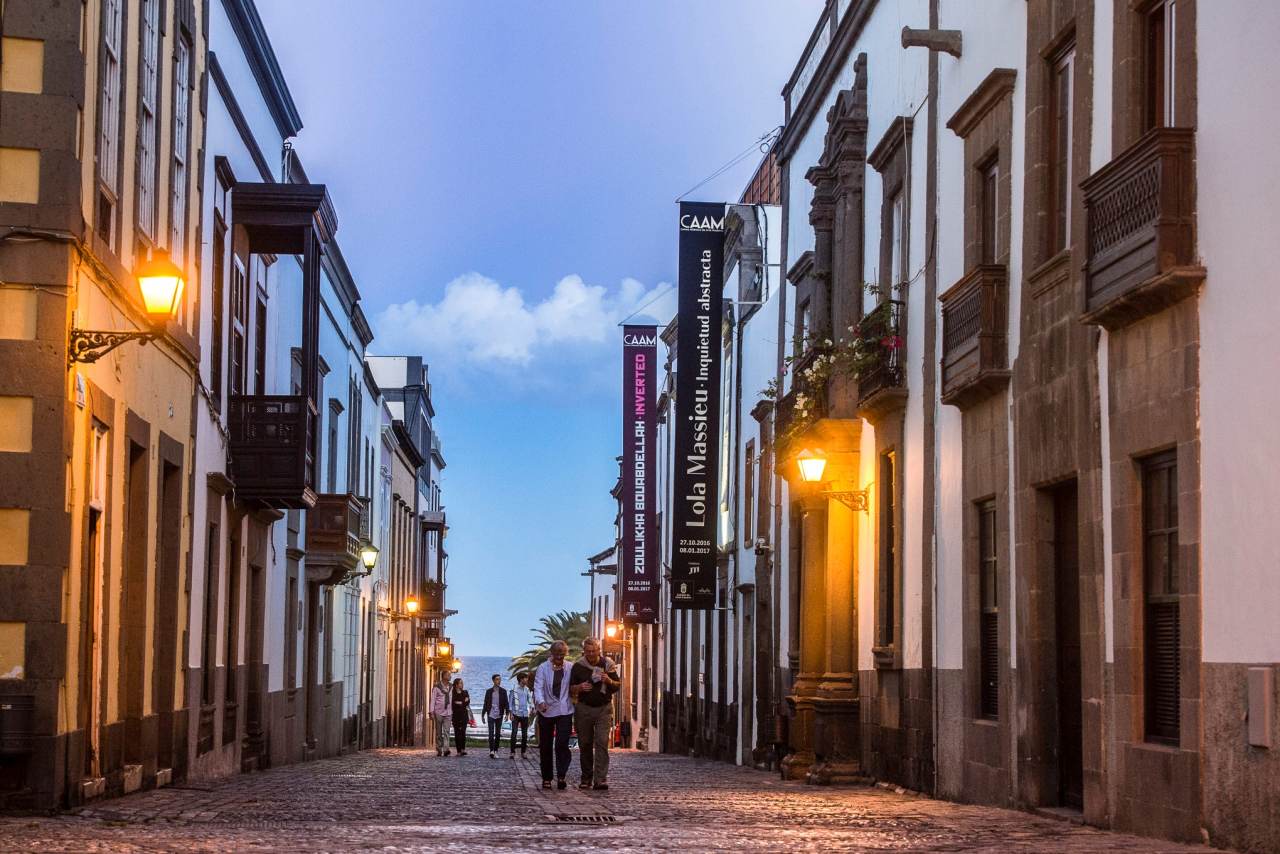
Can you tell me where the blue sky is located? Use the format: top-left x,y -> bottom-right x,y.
258,0 -> 823,656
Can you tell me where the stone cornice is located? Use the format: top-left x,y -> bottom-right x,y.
946,68 -> 1017,138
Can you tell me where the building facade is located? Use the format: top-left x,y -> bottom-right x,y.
0,0 -> 455,810
613,2 -> 1280,851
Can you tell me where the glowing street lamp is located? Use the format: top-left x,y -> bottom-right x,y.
404,596 -> 420,616
358,541 -> 379,572
135,250 -> 186,317
450,658 -> 463,673
437,640 -> 451,657
69,250 -> 187,364
796,448 -> 828,483
605,621 -> 621,640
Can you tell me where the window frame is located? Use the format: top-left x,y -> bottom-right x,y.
96,0 -> 126,248
978,156 -> 1000,265
135,0 -> 161,241
170,34 -> 193,263
1049,44 -> 1076,254
1140,449 -> 1180,744
977,498 -> 999,719
874,449 -> 900,663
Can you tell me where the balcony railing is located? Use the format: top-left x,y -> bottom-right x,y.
856,300 -> 906,419
228,395 -> 317,509
1081,126 -> 1202,329
305,493 -> 366,585
940,265 -> 1010,407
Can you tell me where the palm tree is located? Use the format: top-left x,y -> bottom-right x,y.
508,609 -> 589,676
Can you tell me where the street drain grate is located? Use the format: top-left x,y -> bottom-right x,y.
547,814 -> 618,824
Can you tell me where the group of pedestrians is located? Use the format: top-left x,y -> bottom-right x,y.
427,638 -> 620,792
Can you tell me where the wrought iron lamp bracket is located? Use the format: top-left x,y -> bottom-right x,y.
68,328 -> 158,366
821,487 -> 870,513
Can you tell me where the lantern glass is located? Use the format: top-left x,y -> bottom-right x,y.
450,658 -> 462,673
438,641 -> 451,656
796,448 -> 827,483
136,250 -> 185,320
358,541 -> 379,570
404,597 -> 420,615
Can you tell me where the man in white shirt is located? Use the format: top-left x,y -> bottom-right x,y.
533,640 -> 574,789
508,671 -> 533,757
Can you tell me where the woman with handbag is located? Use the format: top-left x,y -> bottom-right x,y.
450,678 -> 474,756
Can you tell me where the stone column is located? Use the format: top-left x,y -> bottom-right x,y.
812,496 -> 864,783
781,495 -> 827,780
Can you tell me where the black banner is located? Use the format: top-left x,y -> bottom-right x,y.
621,325 -> 659,624
671,201 -> 725,609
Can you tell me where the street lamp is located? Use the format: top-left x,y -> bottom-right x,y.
605,620 -> 621,640
404,596 -> 420,616
437,640 -> 451,657
450,658 -> 462,673
358,541 -> 379,573
796,448 -> 828,483
69,250 -> 185,364
795,447 -> 869,513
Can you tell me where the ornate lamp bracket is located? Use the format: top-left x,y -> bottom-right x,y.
821,487 -> 870,513
68,328 -> 158,366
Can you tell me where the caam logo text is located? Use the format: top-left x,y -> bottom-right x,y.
680,213 -> 725,231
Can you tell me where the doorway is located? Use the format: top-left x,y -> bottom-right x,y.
1052,481 -> 1083,809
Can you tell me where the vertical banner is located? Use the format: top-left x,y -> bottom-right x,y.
621,325 -> 658,624
671,201 -> 725,610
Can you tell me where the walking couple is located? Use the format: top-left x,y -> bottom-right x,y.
534,638 -> 620,791
430,672 -> 533,758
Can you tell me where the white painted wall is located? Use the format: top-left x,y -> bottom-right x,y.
1196,3 -> 1280,664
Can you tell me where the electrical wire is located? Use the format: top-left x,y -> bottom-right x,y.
674,126 -> 782,204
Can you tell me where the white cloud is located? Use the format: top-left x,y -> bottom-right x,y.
372,273 -> 672,373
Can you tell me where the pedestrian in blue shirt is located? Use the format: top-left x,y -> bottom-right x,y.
508,671 -> 533,757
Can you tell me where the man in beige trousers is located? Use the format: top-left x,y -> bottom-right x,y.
570,637 -> 620,790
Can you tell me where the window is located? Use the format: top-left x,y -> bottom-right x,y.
1142,451 -> 1180,744
327,400 -> 343,493
1145,0 -> 1177,129
888,190 -> 906,291
96,0 -> 124,245
876,451 -> 898,652
136,0 -> 160,239
170,37 -> 193,262
253,298 -> 267,394
979,158 -> 1000,264
743,439 -> 756,544
1050,46 -> 1076,253
796,299 -> 811,355
210,218 -> 226,410
229,258 -> 247,396
978,499 -> 999,719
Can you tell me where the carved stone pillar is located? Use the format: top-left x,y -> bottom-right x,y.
780,494 -> 827,780
811,496 -> 864,784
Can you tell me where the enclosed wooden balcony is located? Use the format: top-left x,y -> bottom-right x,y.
228,395 -> 317,509
305,493 -> 366,585
1081,127 -> 1203,329
940,265 -> 1010,408
421,580 -> 446,615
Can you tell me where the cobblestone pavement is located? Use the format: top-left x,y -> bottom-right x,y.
0,749 -> 1211,852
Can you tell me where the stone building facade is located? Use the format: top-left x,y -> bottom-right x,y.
0,0 -> 455,811
615,2 -> 1280,851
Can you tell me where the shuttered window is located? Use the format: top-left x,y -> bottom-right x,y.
170,37 -> 192,262
1142,451 -> 1180,744
136,0 -> 160,238
978,499 -> 999,719
96,0 -> 124,244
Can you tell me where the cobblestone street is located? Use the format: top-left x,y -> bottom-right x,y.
0,749 -> 1210,852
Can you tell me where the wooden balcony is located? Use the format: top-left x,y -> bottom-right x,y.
421,510 -> 446,531
1081,127 -> 1203,330
421,580 -> 446,615
305,493 -> 366,585
228,395 -> 317,509
856,299 -> 907,423
940,265 -> 1010,408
